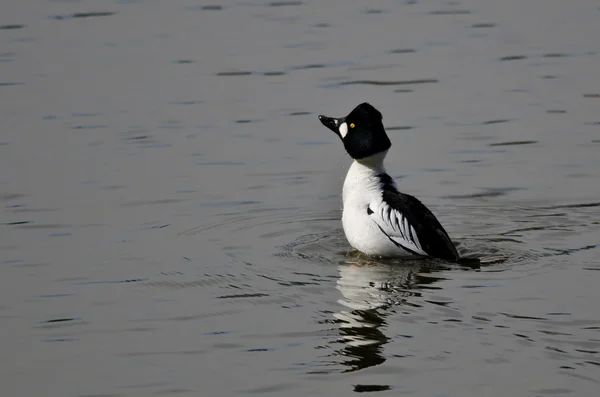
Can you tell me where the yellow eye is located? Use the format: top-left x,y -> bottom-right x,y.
350,123 -> 355,128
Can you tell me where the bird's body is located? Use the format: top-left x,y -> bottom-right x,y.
341,151 -> 459,260
341,151 -> 403,257
318,102 -> 460,261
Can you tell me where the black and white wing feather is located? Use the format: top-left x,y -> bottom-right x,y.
368,189 -> 460,261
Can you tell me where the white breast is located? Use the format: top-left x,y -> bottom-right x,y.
341,153 -> 414,257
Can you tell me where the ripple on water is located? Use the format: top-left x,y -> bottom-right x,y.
429,10 -> 471,15
272,192 -> 600,374
200,5 -> 223,11
471,23 -> 497,28
489,140 -> 538,147
499,55 -> 528,61
364,9 -> 384,14
268,1 -> 303,6
0,24 -> 26,30
337,79 -> 439,86
216,71 -> 253,76
387,126 -> 413,131
0,82 -> 24,87
443,187 -> 524,199
280,234 -> 456,373
51,12 -> 116,20
389,48 -> 416,54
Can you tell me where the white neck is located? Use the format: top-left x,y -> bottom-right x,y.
343,151 -> 389,203
354,150 -> 388,170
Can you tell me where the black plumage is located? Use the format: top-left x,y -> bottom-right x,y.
370,176 -> 459,261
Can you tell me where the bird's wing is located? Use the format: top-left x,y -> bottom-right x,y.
368,190 -> 459,260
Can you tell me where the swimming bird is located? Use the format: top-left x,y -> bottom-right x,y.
318,102 -> 460,261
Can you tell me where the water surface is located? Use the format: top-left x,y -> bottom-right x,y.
1,0 -> 600,396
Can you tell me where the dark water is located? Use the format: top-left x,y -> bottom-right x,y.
2,0 -> 600,395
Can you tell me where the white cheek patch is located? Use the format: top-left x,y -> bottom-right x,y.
338,122 -> 348,138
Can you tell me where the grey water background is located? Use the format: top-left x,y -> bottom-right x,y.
1,0 -> 600,395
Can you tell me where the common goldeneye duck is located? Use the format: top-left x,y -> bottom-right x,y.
318,102 -> 460,261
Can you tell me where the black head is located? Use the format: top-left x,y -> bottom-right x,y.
318,102 -> 391,160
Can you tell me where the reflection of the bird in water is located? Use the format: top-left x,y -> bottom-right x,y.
333,256 -> 447,372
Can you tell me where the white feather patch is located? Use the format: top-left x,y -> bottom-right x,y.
410,226 -> 421,250
339,122 -> 348,138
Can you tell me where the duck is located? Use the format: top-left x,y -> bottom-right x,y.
318,102 -> 460,261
